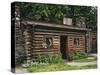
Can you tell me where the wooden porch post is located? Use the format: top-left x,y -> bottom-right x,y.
86,29 -> 92,53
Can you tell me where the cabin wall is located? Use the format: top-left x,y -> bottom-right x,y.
15,24 -> 26,64
21,24 -> 87,62
67,34 -> 86,53
13,3 -> 26,65
32,31 -> 60,61
32,30 -> 86,61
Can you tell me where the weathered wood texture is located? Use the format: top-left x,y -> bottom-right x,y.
15,4 -> 26,65
91,31 -> 97,53
67,34 -> 86,53
23,25 -> 34,63
32,30 -> 86,60
32,32 -> 60,59
22,21 -> 88,31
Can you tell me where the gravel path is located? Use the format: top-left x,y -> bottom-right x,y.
66,53 -> 97,67
15,67 -> 28,73
66,61 -> 97,67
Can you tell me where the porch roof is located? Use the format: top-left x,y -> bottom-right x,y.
22,20 -> 90,31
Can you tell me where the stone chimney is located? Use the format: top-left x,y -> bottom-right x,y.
63,16 -> 72,25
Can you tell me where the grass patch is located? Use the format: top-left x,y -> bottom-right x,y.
27,64 -> 97,72
27,53 -> 97,72
27,54 -> 80,72
27,64 -> 79,72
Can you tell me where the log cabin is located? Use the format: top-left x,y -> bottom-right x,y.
21,20 -> 91,63
11,2 -> 97,65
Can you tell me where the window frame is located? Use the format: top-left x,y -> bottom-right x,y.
42,36 -> 53,48
73,37 -> 80,47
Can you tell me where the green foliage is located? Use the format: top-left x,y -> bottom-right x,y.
20,2 -> 97,30
27,63 -> 97,72
36,54 -> 64,64
46,54 -> 64,64
27,64 -> 79,72
70,50 -> 88,60
16,53 -> 26,65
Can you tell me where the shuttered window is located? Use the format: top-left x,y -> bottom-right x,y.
74,38 -> 79,47
42,37 -> 53,48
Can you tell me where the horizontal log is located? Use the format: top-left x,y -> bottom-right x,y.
33,39 -> 59,42
33,40 -> 43,43
53,41 -> 60,43
79,46 -> 85,48
33,44 -> 59,47
33,47 -> 58,50
26,51 -> 32,54
75,48 -> 85,50
68,41 -> 73,43
25,42 -> 32,45
34,27 -> 87,33
26,48 -> 33,51
23,32 -> 32,36
32,51 -> 59,55
33,48 -> 58,51
26,54 -> 31,56
53,45 -> 59,48
33,38 -> 59,42
68,46 -> 73,48
32,50 -> 58,53
79,41 -> 85,42
53,43 -> 59,45
68,43 -> 73,45
26,57 -> 31,60
34,32 -> 59,35
25,39 -> 33,42
79,40 -> 85,41
24,36 -> 33,39
77,35 -> 85,37
33,44 -> 42,47
34,35 -> 59,38
25,45 -> 33,48
68,44 -> 73,46
34,35 -> 43,38
33,42 -> 42,44
53,38 -> 59,41
33,38 -> 43,40
69,40 -> 73,41
34,46 -> 44,48
79,42 -> 85,44
53,41 -> 59,43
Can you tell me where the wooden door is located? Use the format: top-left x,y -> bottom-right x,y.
60,36 -> 68,59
